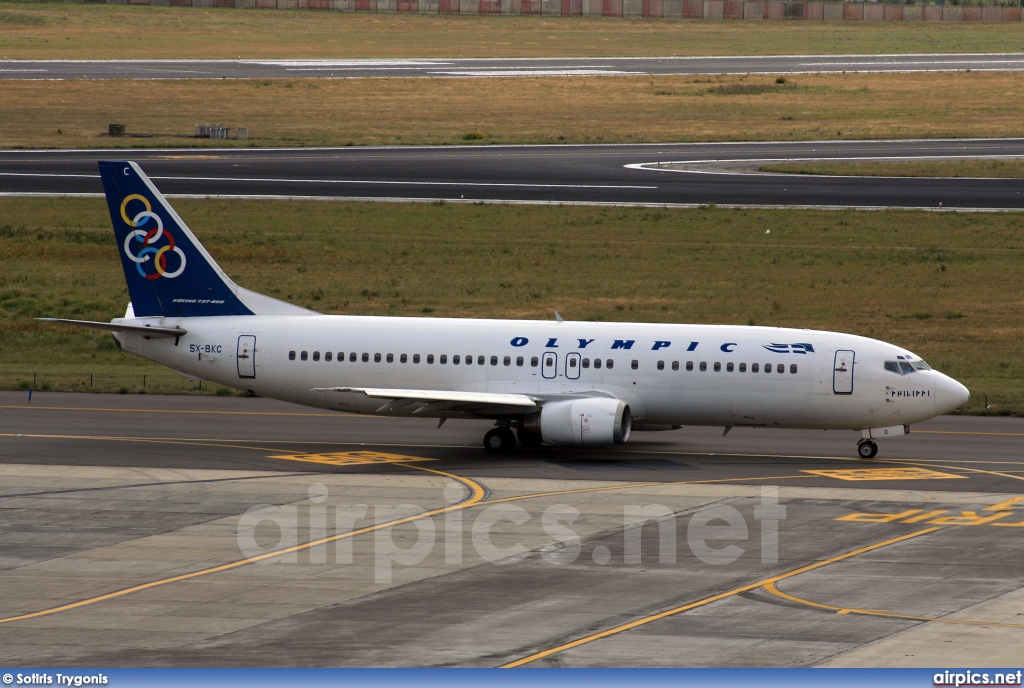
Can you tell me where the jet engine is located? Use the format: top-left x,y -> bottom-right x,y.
520,398 -> 631,447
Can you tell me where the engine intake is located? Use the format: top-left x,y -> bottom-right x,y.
522,398 -> 631,447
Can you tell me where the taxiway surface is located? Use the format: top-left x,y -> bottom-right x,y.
2,391 -> 1023,667
3,54 -> 1024,81
4,140 -> 1024,209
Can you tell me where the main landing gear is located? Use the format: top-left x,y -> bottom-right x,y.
483,427 -> 516,454
857,439 -> 879,459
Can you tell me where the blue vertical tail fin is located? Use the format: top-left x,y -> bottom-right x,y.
99,161 -> 312,318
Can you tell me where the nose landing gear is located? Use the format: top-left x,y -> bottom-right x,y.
857,439 -> 878,459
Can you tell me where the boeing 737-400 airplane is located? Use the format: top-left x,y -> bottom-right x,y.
40,162 -> 970,458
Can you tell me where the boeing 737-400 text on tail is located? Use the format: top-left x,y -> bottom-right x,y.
40,162 -> 970,458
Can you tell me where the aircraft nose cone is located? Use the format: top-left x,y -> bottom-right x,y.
935,374 -> 970,414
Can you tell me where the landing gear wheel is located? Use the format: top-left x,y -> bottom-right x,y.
484,427 -> 516,454
857,440 -> 878,459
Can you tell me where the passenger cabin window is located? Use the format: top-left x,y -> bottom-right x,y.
686,361 -> 693,371
531,357 -> 539,367
632,360 -> 639,370
374,353 -> 382,363
713,362 -> 721,372
751,363 -> 759,373
672,361 -> 679,371
594,359 -> 602,369
477,356 -> 485,365
606,359 -> 614,370
739,363 -> 746,372
350,352 -> 357,362
726,362 -> 734,372
386,353 -> 394,363
313,351 -> 320,361
777,364 -> 785,374
765,363 -> 772,373
440,355 -> 448,364
289,351 -> 296,361
301,351 -> 308,361
699,362 -> 707,372
504,356 -> 511,366
414,354 -> 421,364
790,364 -> 798,374
491,356 -> 498,366
453,355 -> 461,364
657,361 -> 664,371
516,356 -> 524,366
465,355 -> 473,365
427,354 -> 435,364
400,354 -> 408,363
325,352 -> 332,362
569,357 -> 578,368
362,353 -> 369,362
338,352 -> 344,361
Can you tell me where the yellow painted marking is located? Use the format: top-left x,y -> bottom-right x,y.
0,465 -> 487,626
763,580 -> 1024,629
268,451 -> 435,466
985,497 -> 1024,511
500,527 -> 941,668
901,510 -> 950,523
803,468 -> 967,481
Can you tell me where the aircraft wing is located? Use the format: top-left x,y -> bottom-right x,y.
313,387 -> 538,415
36,318 -> 186,338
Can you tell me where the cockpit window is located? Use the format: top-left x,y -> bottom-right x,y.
885,357 -> 933,375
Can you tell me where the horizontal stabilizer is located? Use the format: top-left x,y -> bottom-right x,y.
313,387 -> 538,408
36,318 -> 186,338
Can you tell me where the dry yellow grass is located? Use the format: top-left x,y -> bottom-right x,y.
4,72 -> 1024,149
764,159 -> 1024,178
3,3 -> 1024,59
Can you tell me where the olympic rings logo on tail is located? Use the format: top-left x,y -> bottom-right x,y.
120,194 -> 187,280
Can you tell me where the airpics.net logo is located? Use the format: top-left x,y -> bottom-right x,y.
120,194 -> 186,281
934,671 -> 1024,687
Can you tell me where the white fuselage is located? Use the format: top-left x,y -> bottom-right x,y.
115,315 -> 967,431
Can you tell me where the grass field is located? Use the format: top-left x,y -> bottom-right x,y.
4,71 -> 1024,149
2,197 -> 1022,413
3,3 -> 1024,59
763,158 -> 1024,178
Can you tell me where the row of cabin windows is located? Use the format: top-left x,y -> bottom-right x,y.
286,350 -> 794,374
653,360 -> 798,374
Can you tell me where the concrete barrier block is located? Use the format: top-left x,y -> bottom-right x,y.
602,0 -> 622,15
277,0 -> 298,7
804,1 -> 822,19
902,4 -> 921,20
128,0 -> 150,5
683,0 -> 702,16
233,0 -> 254,7
623,0 -> 641,15
941,6 -> 962,21
523,0 -> 541,12
766,2 -> 784,19
149,0 -> 172,6
192,0 -> 213,6
923,5 -> 941,21
961,6 -> 981,21
106,0 -> 129,5
704,0 -> 723,17
500,0 -> 518,13
481,0 -> 501,11
743,1 -> 763,19
662,0 -> 682,16
459,0 -> 478,11
418,0 -> 438,10
583,0 -> 602,15
980,6 -> 999,21
644,0 -> 663,17
822,2 -> 842,20
841,2 -> 861,20
723,0 -> 742,17
863,3 -> 883,21
1003,7 -> 1022,22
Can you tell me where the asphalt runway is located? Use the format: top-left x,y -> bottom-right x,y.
4,140 -> 1024,209
2,391 -> 1023,667
3,54 -> 1024,80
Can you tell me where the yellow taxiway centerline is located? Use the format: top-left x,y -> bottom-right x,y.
499,527 -> 942,668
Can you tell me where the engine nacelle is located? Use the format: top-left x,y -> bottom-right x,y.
523,398 -> 631,447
